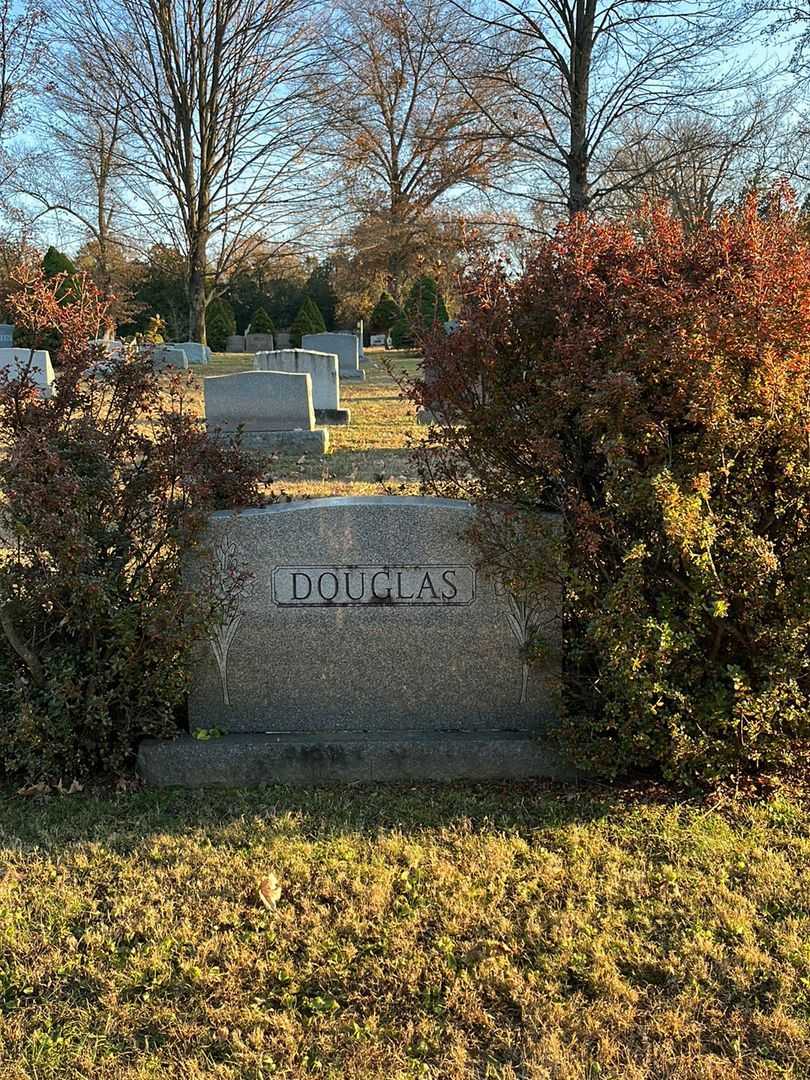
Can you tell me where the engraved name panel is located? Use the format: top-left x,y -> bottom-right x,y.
272,564 -> 476,607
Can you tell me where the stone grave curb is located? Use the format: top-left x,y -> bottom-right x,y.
222,428 -> 329,454
315,407 -> 351,426
137,730 -> 577,787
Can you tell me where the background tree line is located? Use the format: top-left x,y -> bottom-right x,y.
0,0 -> 803,342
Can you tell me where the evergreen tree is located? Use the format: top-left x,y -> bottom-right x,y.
42,246 -> 78,278
289,301 -> 313,348
303,296 -> 326,333
206,298 -> 237,352
370,291 -> 401,333
251,307 -> 275,335
305,260 -> 338,329
403,276 -> 448,332
390,316 -> 413,349
290,296 -> 327,346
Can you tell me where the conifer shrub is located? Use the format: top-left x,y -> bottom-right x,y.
206,298 -> 237,351
370,291 -> 402,334
303,296 -> 326,333
0,268 -> 265,782
251,307 -> 275,335
290,297 -> 326,347
404,276 -> 448,331
412,192 -> 810,786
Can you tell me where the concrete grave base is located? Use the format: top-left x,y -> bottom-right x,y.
315,407 -> 351,426
137,730 -> 575,787
341,369 -> 365,381
213,428 -> 329,454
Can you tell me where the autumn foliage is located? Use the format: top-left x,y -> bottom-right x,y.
413,192 -> 810,784
0,268 -> 265,781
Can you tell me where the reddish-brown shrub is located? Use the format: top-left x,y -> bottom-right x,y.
412,191 -> 810,784
0,268 -> 266,781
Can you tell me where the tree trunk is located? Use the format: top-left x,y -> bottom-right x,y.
567,0 -> 595,217
188,248 -> 208,345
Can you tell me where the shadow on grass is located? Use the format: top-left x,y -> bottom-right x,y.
0,777 -> 620,852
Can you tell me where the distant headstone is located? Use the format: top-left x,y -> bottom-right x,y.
0,324 -> 14,347
203,370 -> 328,454
275,332 -> 291,349
254,349 -> 349,425
244,333 -> 274,354
152,346 -> 189,371
369,333 -> 387,347
174,341 -> 212,365
226,334 -> 246,353
302,332 -> 364,381
138,496 -> 567,786
90,338 -> 124,358
0,347 -> 54,398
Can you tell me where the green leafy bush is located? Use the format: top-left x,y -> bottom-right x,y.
0,267 -> 265,782
414,193 -> 810,786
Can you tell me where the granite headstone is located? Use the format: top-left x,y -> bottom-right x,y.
203,370 -> 328,454
301,332 -> 364,380
190,497 -> 558,733
0,347 -> 55,398
254,348 -> 349,424
174,341 -> 212,364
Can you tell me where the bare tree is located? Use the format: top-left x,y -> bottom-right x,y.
58,0 -> 324,343
0,0 -> 47,193
17,46 -> 130,303
440,0 -> 759,217
604,96 -> 794,228
314,0 -> 510,301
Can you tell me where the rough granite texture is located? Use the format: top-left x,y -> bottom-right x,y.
0,347 -> 55,398
188,497 -> 560,736
254,349 -> 341,413
204,370 -> 316,433
138,731 -> 574,786
301,333 -> 364,380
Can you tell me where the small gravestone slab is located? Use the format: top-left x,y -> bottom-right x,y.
139,497 -> 566,785
302,332 -> 364,380
0,347 -> 55,398
203,370 -> 328,454
226,334 -> 246,353
152,346 -> 189,371
90,338 -> 124,358
254,349 -> 349,425
244,332 -> 275,354
0,324 -> 14,347
174,341 -> 211,364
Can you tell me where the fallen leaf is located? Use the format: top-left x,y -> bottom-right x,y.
258,873 -> 282,909
57,778 -> 84,795
17,782 -> 50,797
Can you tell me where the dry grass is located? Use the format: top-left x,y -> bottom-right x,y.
192,348 -> 424,498
2,351 -> 808,1078
1,783 -> 809,1079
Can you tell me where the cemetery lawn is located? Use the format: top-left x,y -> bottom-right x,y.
1,781 -> 809,1079
196,348 -> 423,498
